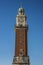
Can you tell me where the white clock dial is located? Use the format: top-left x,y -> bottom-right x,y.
18,16 -> 24,22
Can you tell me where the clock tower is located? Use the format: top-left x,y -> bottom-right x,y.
12,7 -> 30,65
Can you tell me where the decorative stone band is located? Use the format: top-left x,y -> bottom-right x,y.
15,26 -> 28,31
12,56 -> 29,64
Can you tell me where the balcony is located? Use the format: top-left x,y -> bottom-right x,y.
12,56 -> 29,64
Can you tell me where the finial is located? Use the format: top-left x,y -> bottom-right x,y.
18,0 -> 24,15
21,0 -> 22,8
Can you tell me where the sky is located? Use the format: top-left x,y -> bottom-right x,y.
0,0 -> 43,65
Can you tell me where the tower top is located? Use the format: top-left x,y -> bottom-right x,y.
18,7 -> 24,15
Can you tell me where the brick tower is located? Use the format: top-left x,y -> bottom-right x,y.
12,7 -> 30,65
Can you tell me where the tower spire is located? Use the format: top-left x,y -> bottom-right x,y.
21,0 -> 22,8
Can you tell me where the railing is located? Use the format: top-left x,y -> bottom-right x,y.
12,56 -> 29,64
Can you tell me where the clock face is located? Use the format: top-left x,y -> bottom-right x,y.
18,16 -> 24,22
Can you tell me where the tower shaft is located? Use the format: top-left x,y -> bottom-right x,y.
15,26 -> 28,56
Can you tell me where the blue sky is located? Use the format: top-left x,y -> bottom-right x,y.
0,0 -> 43,65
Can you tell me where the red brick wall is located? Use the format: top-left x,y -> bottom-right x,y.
15,27 -> 28,56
